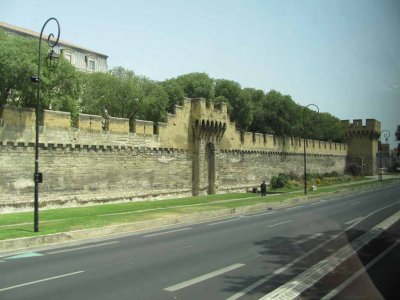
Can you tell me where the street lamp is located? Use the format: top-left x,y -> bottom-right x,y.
303,104 -> 319,195
379,130 -> 390,181
31,18 -> 60,232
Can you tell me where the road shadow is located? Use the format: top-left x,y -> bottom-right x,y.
220,219 -> 400,299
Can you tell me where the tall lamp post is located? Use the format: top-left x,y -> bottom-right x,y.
31,18 -> 60,232
379,130 -> 390,181
303,104 -> 319,195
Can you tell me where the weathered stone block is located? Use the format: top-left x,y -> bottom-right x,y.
44,110 -> 71,129
78,114 -> 103,132
108,117 -> 129,134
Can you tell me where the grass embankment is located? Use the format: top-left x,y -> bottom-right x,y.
0,177 -> 398,241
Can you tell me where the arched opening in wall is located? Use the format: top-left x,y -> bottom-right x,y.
206,142 -> 216,194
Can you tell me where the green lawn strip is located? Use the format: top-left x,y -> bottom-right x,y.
0,193 -> 256,226
0,178 -> 398,241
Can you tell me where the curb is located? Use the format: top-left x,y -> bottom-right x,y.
0,181 -> 396,252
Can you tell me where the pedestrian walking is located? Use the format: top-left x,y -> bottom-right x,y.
260,180 -> 267,196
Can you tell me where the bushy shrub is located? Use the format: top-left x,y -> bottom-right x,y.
346,163 -> 362,176
270,173 -> 290,189
287,171 -> 300,181
323,171 -> 340,177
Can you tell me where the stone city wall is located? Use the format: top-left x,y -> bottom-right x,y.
0,100 -> 347,212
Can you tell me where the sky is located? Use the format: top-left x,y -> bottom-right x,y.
1,0 -> 399,147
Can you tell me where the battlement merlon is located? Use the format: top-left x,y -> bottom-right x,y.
190,98 -> 228,122
132,119 -> 154,136
341,119 -> 381,135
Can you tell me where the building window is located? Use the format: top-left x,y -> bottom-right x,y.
89,58 -> 95,72
61,49 -> 72,63
64,52 -> 72,63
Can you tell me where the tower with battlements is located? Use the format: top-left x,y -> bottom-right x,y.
342,119 -> 381,176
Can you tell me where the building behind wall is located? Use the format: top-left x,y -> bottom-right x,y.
0,21 -> 108,73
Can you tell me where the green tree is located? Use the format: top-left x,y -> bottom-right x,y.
214,79 -> 241,104
161,78 -> 185,112
138,81 -> 169,123
214,79 -> 253,131
0,29 -> 81,114
81,67 -> 143,127
262,90 -> 302,136
176,72 -> 214,99
0,29 -> 36,108
233,88 -> 253,131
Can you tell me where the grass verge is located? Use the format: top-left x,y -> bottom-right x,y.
0,178 -> 398,241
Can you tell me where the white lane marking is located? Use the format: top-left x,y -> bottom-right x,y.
0,271 -> 84,292
208,218 -> 240,226
5,252 -> 44,259
165,263 -> 245,292
350,201 -> 361,206
285,206 -> 303,210
344,216 -> 364,226
322,239 -> 400,300
309,201 -> 321,205
226,232 -> 323,300
227,201 -> 400,300
47,241 -> 119,255
267,220 -> 293,228
259,210 -> 400,300
294,233 -> 323,245
248,211 -> 276,217
143,227 -> 191,238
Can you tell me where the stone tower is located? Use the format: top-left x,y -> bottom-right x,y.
190,99 -> 227,196
342,119 -> 381,176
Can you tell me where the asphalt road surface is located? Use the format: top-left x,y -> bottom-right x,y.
1,183 -> 399,300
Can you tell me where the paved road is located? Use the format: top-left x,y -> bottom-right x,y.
1,183 -> 399,300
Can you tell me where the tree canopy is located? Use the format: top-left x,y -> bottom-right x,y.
0,29 -> 82,116
0,29 -> 344,142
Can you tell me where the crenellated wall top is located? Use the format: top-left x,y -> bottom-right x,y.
0,102 -> 347,156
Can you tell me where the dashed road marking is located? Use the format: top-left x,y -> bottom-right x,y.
259,210 -> 400,300
165,263 -> 245,292
294,233 -> 323,245
267,220 -> 293,228
47,241 -> 119,255
143,227 -> 191,238
0,271 -> 84,292
228,201 -> 400,300
344,216 -> 364,226
208,218 -> 240,226
5,252 -> 44,260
